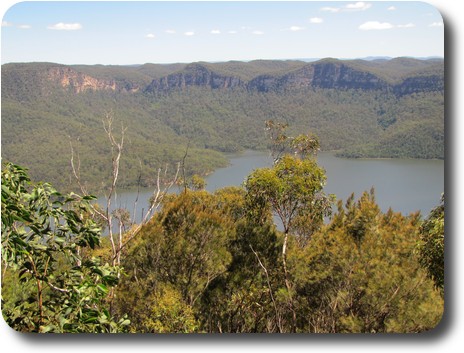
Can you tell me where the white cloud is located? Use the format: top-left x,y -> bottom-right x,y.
184,31 -> 195,36
346,2 -> 371,11
359,21 -> 394,30
310,17 -> 324,24
2,21 -> 32,29
47,22 -> 82,31
210,29 -> 221,34
227,30 -> 237,34
429,21 -> 444,27
165,29 -> 176,34
289,26 -> 305,31
252,30 -> 264,35
388,6 -> 396,11
321,7 -> 340,13
321,2 -> 371,13
145,33 -> 155,39
397,23 -> 415,28
359,21 -> 416,30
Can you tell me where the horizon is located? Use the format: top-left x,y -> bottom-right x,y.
0,55 -> 445,67
1,1 -> 444,66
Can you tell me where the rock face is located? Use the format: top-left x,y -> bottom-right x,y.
145,63 -> 244,92
144,60 -> 443,97
393,75 -> 444,96
248,62 -> 389,91
47,67 -> 117,93
310,62 -> 389,90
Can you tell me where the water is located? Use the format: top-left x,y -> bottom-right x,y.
205,150 -> 274,192
97,150 -> 444,225
205,150 -> 444,216
316,152 -> 444,216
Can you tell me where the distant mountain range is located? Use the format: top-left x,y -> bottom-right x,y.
1,57 -> 444,192
2,56 -> 444,96
276,56 -> 443,62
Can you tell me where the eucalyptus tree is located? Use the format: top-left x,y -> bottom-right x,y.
244,123 -> 333,332
1,163 -> 128,332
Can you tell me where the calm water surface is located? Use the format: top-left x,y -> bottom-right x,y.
206,150 -> 444,216
99,150 -> 444,223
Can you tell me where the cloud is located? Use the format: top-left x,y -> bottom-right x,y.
309,17 -> 324,24
388,6 -> 396,11
429,21 -> 443,27
227,30 -> 237,34
359,21 -> 416,30
210,29 -> 221,34
321,2 -> 371,13
145,33 -> 155,39
252,30 -> 264,35
165,29 -> 176,34
346,2 -> 371,11
359,21 -> 394,30
47,22 -> 82,31
288,26 -> 305,31
397,23 -> 415,28
17,24 -> 32,29
184,31 -> 195,36
321,7 -> 340,13
2,21 -> 13,27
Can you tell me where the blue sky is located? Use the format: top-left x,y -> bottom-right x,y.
1,1 -> 444,65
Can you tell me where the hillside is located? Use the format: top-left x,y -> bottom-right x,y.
1,58 -> 444,192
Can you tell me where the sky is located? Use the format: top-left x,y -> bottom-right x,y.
1,0 -> 444,65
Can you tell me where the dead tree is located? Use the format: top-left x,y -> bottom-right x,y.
70,112 -> 179,269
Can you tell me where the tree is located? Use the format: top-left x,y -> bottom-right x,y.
70,113 -> 180,272
199,187 -> 283,333
244,130 -> 333,331
418,194 -> 444,291
288,191 -> 443,333
1,163 -> 128,332
265,119 -> 320,163
113,190 -> 235,332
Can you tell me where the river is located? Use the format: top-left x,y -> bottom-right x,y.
97,150 -> 444,225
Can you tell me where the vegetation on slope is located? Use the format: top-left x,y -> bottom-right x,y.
1,58 -> 444,192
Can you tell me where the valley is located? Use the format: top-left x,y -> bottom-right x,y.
1,57 -> 444,193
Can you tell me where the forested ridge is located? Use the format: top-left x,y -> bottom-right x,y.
1,57 -> 443,192
1,124 -> 444,333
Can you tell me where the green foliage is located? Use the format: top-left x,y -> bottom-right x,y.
288,191 -> 443,333
113,190 -> 236,332
141,284 -> 199,333
199,199 -> 282,332
418,194 -> 445,290
245,154 -> 332,236
112,182 -> 442,333
1,163 -> 128,332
